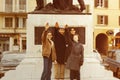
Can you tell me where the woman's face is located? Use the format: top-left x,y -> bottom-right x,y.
73,35 -> 79,42
47,32 -> 53,40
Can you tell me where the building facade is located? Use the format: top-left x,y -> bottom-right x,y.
0,0 -> 36,52
0,0 -> 90,52
2,0 -> 119,55
94,0 -> 120,55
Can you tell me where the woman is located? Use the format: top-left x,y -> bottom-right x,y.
66,27 -> 84,80
65,27 -> 76,62
41,23 -> 56,80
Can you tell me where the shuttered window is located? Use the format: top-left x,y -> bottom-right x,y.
104,16 -> 108,25
97,15 -> 108,25
5,17 -> 13,28
95,0 -> 108,8
94,0 -> 98,7
104,0 -> 108,8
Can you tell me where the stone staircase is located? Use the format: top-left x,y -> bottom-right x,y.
1,56 -> 119,80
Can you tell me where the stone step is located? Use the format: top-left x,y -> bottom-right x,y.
1,58 -> 119,80
0,71 -> 5,78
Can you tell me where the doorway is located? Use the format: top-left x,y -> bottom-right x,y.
96,33 -> 108,55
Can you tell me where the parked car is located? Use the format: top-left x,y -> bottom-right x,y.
0,51 -> 25,78
103,50 -> 120,79
0,51 -> 25,70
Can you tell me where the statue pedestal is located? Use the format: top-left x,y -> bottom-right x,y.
1,55 -> 119,80
26,13 -> 93,57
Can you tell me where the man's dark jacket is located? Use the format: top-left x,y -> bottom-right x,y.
53,28 -> 66,64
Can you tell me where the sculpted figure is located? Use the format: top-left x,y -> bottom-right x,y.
53,0 -> 66,10
34,0 -> 44,11
34,0 -> 86,12
65,0 -> 86,12
35,0 -> 66,10
78,0 -> 86,11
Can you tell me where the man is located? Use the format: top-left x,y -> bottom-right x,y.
34,0 -> 44,11
53,22 -> 66,79
41,23 -> 56,80
65,0 -> 86,12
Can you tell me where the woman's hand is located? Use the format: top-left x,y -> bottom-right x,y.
64,24 -> 68,29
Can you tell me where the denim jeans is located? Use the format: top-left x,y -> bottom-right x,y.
41,56 -> 52,80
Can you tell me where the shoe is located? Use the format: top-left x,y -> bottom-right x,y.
80,8 -> 85,12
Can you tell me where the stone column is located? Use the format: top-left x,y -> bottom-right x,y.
9,37 -> 14,51
19,37 -> 22,52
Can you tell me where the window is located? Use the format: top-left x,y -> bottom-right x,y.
0,37 -> 9,51
15,17 -> 26,28
95,0 -> 108,8
3,43 -> 9,51
115,32 -> 120,47
5,0 -> 12,12
97,15 -> 108,25
19,0 -> 26,11
5,17 -> 13,28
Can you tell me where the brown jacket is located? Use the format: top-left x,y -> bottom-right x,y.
41,30 -> 56,61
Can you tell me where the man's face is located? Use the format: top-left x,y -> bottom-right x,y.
59,28 -> 65,35
47,32 -> 53,40
70,28 -> 76,35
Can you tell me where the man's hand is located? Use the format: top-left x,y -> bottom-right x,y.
55,22 -> 59,28
45,22 -> 49,30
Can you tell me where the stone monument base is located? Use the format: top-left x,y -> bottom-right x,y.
1,55 -> 119,80
26,13 -> 93,58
